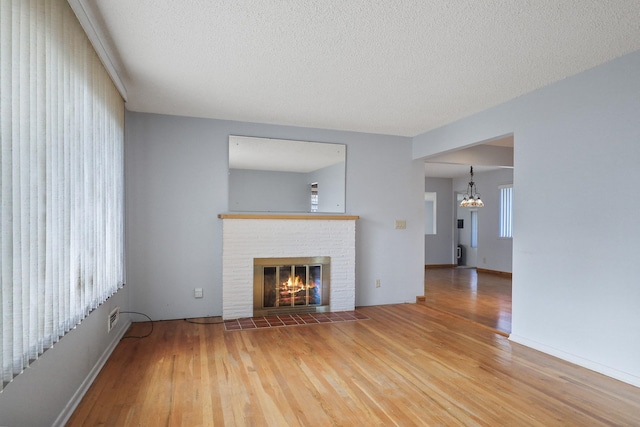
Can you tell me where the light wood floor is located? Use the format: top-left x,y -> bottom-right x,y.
67,304 -> 640,426
423,267 -> 512,335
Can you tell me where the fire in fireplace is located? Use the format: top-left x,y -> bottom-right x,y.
253,257 -> 330,316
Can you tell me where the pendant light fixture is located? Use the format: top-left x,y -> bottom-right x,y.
460,166 -> 484,207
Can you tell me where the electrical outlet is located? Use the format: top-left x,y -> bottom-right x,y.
375,279 -> 381,288
194,288 -> 203,298
395,220 -> 406,229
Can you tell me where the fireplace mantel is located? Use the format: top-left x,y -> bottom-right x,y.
220,214 -> 357,320
218,213 -> 359,220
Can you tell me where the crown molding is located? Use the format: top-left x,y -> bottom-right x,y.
67,0 -> 128,101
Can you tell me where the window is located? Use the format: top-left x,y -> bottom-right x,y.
499,185 -> 513,238
310,182 -> 318,212
470,210 -> 478,248
1,0 -> 124,391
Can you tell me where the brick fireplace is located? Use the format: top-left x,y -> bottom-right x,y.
219,214 -> 358,320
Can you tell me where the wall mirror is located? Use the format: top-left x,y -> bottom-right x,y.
228,135 -> 346,213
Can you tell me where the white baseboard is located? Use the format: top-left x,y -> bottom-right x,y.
509,334 -> 640,388
53,319 -> 132,427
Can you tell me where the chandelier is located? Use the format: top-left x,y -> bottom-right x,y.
460,166 -> 484,207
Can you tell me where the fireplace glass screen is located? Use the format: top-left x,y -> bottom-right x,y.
263,265 -> 322,308
254,257 -> 330,315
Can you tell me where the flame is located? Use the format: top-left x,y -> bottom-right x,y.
282,276 -> 311,293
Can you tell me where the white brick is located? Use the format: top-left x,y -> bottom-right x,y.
221,218 -> 356,319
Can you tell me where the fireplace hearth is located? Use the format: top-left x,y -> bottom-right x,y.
254,257 -> 330,317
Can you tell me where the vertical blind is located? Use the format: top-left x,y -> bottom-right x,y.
1,0 -> 124,391
499,185 -> 513,238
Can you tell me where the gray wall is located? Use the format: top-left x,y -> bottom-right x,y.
424,177 -> 454,265
0,287 -> 131,427
125,112 -> 425,321
414,49 -> 640,386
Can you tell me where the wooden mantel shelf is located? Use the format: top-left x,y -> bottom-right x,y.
218,213 -> 359,220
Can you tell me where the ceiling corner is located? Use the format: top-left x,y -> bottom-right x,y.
67,0 -> 128,101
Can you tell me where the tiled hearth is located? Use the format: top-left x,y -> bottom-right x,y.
224,310 -> 368,331
219,214 -> 358,320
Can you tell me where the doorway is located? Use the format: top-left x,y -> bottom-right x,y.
423,135 -> 514,334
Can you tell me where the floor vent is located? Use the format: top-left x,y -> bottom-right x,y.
108,307 -> 120,332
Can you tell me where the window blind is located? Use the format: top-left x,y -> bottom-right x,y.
499,185 -> 513,238
1,0 -> 124,391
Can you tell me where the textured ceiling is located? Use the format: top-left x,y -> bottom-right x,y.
79,0 -> 640,137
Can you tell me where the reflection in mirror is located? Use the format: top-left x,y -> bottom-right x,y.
425,192 -> 436,235
228,136 -> 346,213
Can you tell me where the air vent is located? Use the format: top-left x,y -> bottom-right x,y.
108,307 -> 120,332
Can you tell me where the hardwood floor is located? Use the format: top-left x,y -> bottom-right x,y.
67,303 -> 640,426
423,267 -> 512,335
